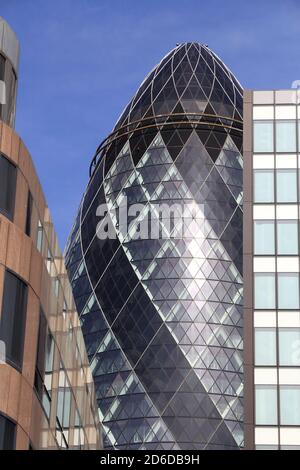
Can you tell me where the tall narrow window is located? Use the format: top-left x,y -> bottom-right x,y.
276,121 -> 296,152
278,273 -> 299,309
0,270 -> 28,369
0,54 -> 5,81
0,154 -> 16,220
56,366 -> 71,448
280,386 -> 300,425
253,121 -> 274,152
36,220 -> 43,253
0,414 -> 16,450
25,190 -> 33,237
279,328 -> 300,365
34,309 -> 54,419
254,273 -> 276,309
6,68 -> 17,127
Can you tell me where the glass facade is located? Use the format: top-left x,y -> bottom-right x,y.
249,91 -> 300,449
0,270 -> 28,369
66,43 -> 243,449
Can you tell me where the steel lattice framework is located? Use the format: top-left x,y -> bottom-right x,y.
65,43 -> 244,450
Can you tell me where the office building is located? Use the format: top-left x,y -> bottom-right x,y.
244,89 -> 300,450
0,17 -> 102,450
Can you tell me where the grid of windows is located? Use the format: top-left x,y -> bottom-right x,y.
252,92 -> 300,449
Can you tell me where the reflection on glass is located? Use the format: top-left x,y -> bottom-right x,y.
255,328 -> 276,365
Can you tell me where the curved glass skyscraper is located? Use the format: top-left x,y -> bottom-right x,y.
65,43 -> 243,450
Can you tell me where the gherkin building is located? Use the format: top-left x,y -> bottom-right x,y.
65,43 -> 243,450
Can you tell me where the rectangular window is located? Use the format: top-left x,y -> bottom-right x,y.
277,220 -> 298,255
278,273 -> 299,309
0,54 -> 5,81
254,220 -> 275,254
253,170 -> 274,202
63,389 -> 71,428
254,273 -> 276,309
255,328 -> 277,365
280,386 -> 300,425
25,190 -> 33,237
6,69 -> 16,127
0,154 -> 16,220
256,445 -> 279,450
253,121 -> 274,152
276,169 -> 297,202
279,328 -> 300,365
0,271 -> 28,369
34,311 -> 47,398
255,385 -> 278,425
276,121 -> 296,152
36,220 -> 43,253
0,54 -> 5,117
34,309 -> 54,419
0,414 -> 16,450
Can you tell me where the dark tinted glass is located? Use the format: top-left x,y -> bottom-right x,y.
0,154 -> 16,220
34,310 -> 47,398
0,54 -> 5,81
0,414 -> 16,450
0,270 -> 28,369
25,190 -> 33,236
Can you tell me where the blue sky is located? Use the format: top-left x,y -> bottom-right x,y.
1,0 -> 300,246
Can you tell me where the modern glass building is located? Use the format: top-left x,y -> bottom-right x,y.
244,90 -> 300,450
0,17 -> 102,450
66,42 -> 244,449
